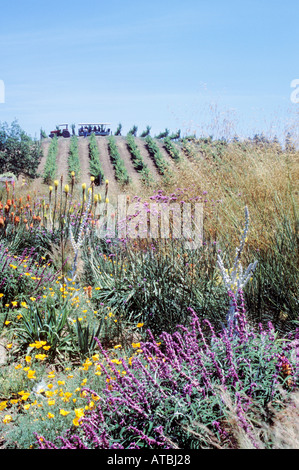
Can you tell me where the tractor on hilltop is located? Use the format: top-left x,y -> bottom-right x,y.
49,124 -> 71,138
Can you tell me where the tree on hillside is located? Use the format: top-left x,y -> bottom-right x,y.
114,123 -> 122,136
156,128 -> 169,139
127,125 -> 138,137
40,128 -> 47,139
0,120 -> 42,178
140,126 -> 151,137
169,129 -> 181,140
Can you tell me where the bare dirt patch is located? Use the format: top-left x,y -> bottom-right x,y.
56,137 -> 70,184
77,137 -> 91,186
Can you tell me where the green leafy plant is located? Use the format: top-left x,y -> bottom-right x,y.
43,136 -> 58,184
13,296 -> 75,359
163,137 -> 181,161
140,126 -> 151,137
107,136 -> 130,185
126,134 -> 153,185
169,129 -> 181,140
145,135 -> 170,176
0,120 -> 42,179
155,128 -> 169,139
68,136 -> 81,180
74,315 -> 104,359
114,123 -> 122,136
82,235 -> 228,336
88,133 -> 104,185
127,125 -> 138,137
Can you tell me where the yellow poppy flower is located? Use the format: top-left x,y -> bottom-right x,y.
27,370 -> 36,379
3,415 -> 12,424
35,354 -> 47,361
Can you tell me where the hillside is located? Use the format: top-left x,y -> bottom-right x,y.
36,133 -> 298,254
38,134 -> 187,200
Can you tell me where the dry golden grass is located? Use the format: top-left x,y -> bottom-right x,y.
262,390 -> 299,449
162,140 -> 299,252
195,386 -> 299,449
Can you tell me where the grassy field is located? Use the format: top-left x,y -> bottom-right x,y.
0,133 -> 298,449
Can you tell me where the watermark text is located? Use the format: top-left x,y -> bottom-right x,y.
94,195 -> 203,249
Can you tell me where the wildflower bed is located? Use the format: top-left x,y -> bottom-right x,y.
0,172 -> 298,449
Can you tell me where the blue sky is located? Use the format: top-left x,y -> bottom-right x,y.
0,0 -> 298,141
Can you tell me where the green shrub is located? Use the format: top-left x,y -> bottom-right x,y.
107,136 -> 130,185
145,136 -> 170,176
68,136 -> 80,180
43,136 -> 58,184
163,137 -> 181,161
0,120 -> 42,179
88,133 -> 104,185
126,134 -> 153,185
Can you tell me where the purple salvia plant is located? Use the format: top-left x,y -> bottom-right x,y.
35,303 -> 297,450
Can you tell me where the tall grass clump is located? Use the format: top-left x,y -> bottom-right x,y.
244,198 -> 298,332
81,190 -> 229,336
162,136 -> 298,331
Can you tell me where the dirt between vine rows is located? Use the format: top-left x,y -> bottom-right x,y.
114,137 -> 142,195
55,137 -> 70,185
96,137 -> 119,202
25,136 -> 193,201
77,137 -> 91,186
